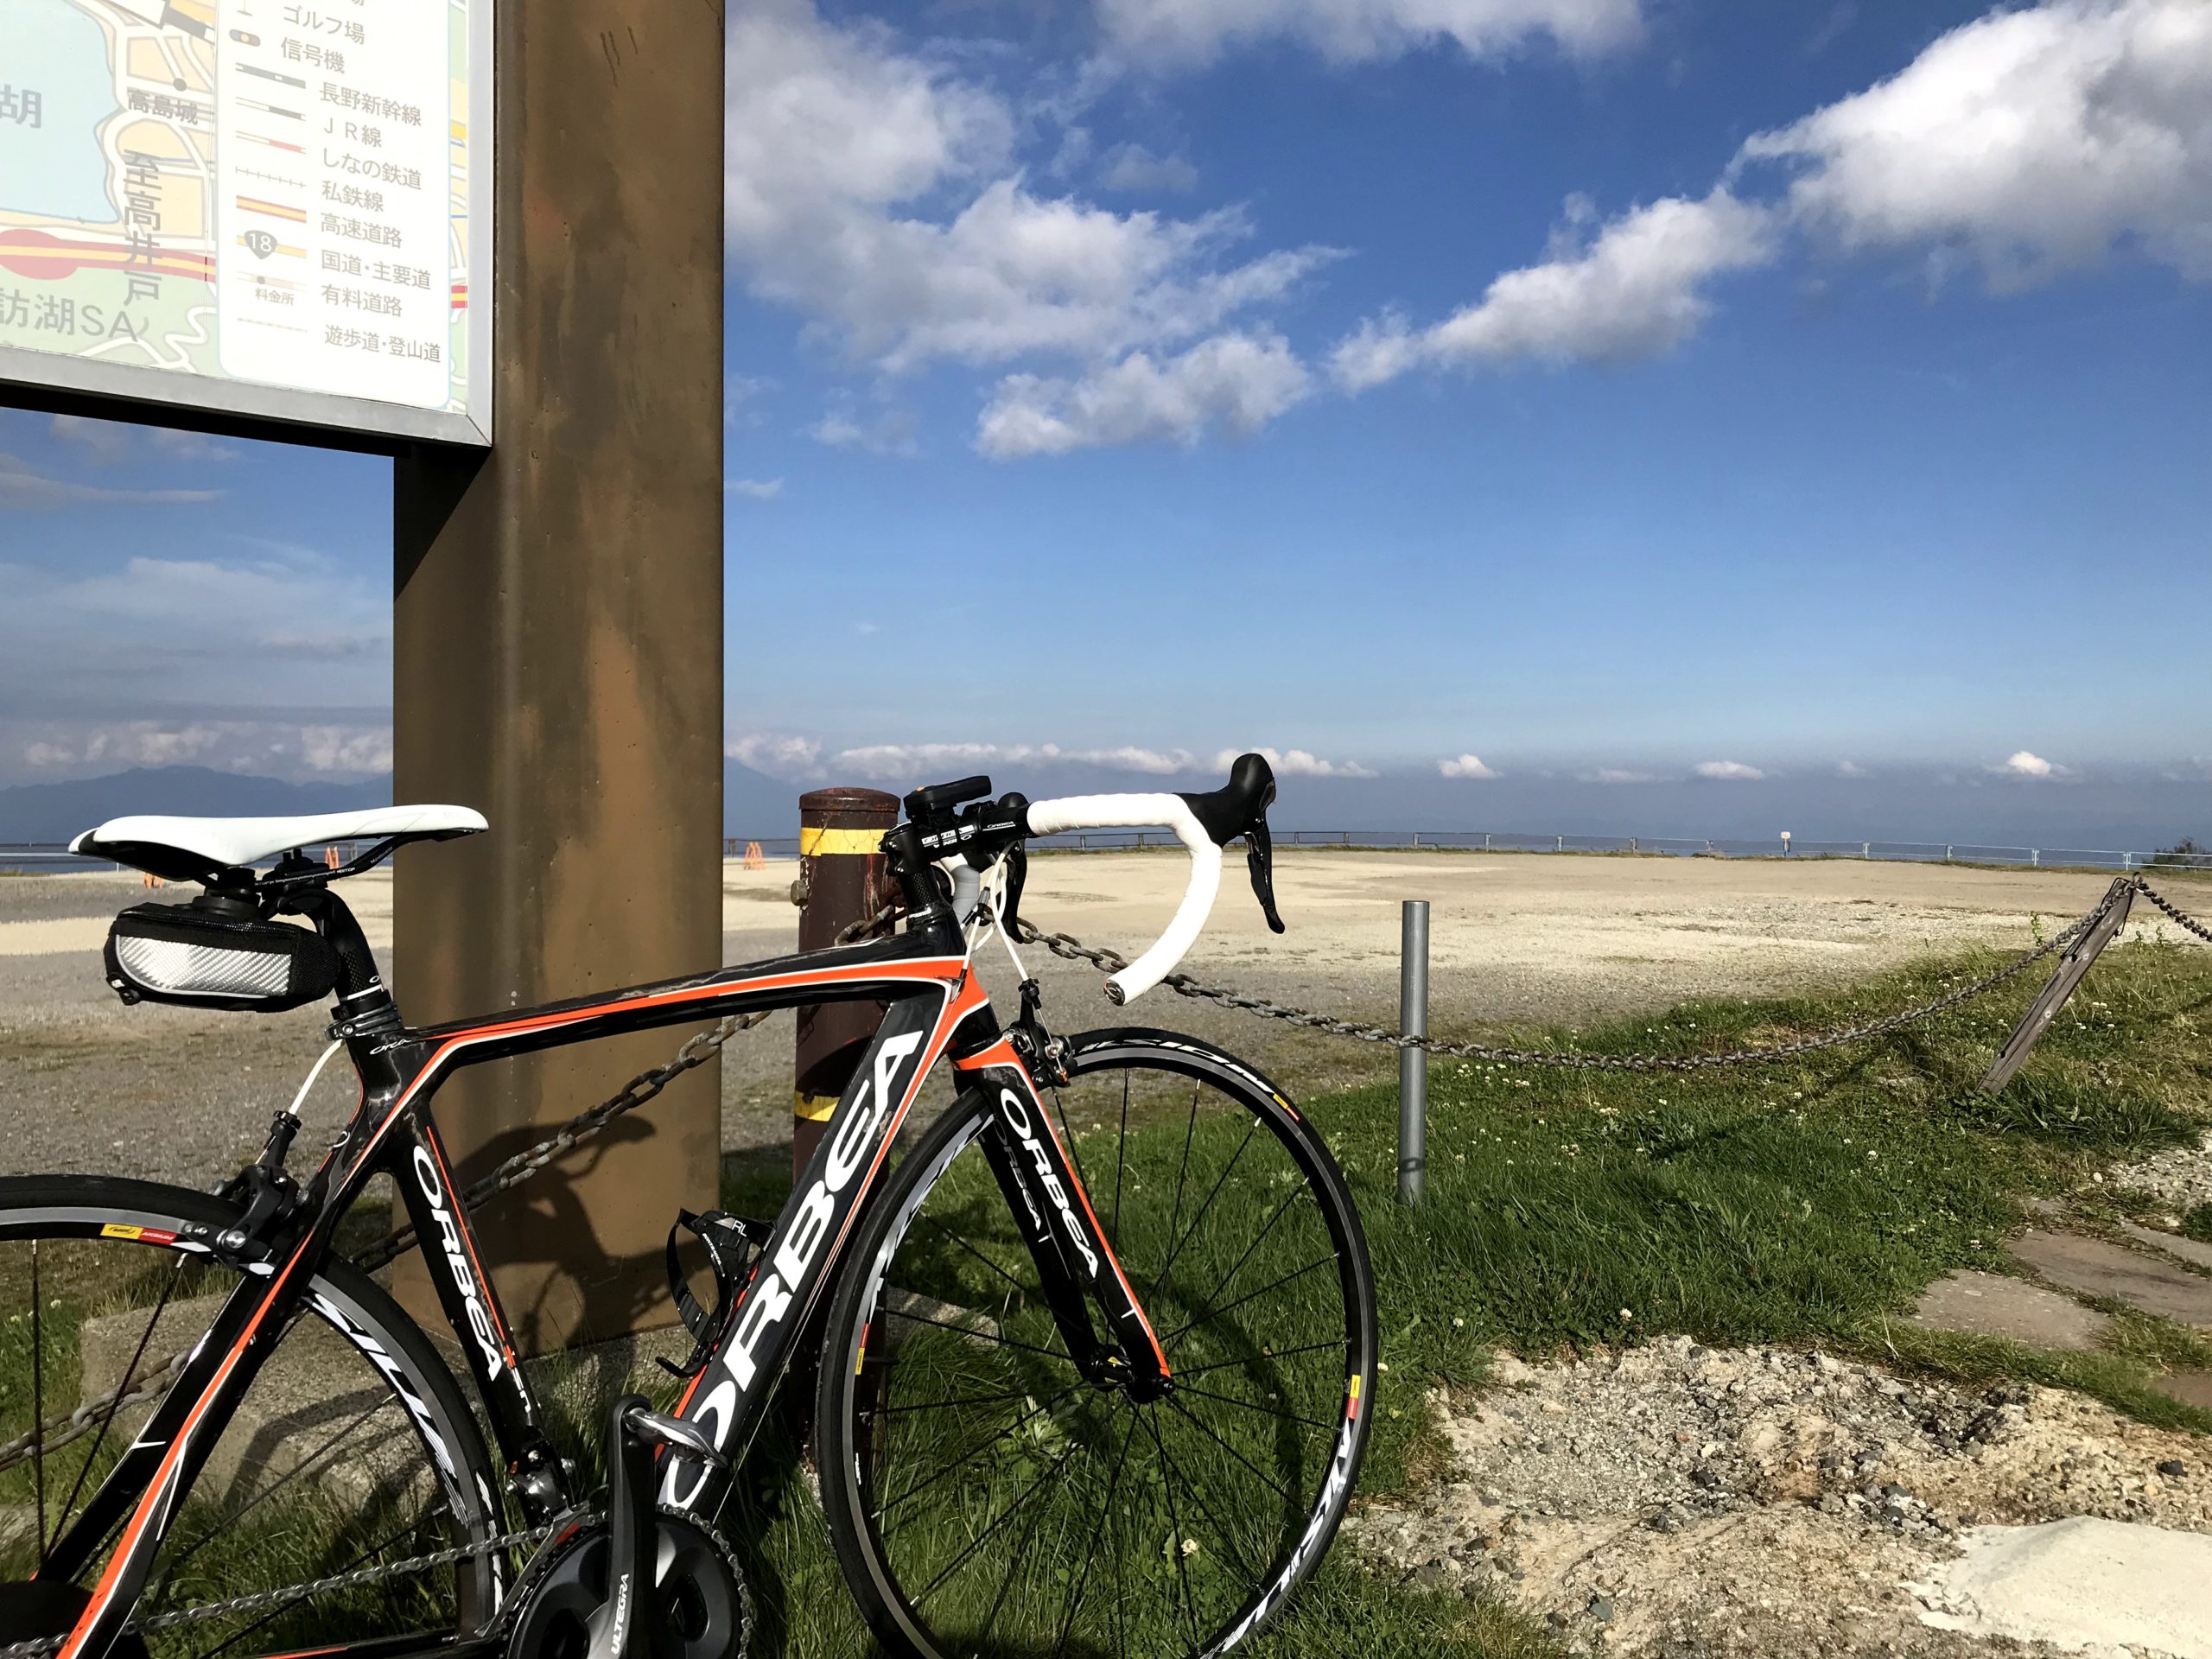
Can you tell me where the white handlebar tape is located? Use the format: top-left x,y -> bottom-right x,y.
1023,793 -> 1222,1003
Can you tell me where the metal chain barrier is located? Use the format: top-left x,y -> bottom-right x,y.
1015,874 -> 2180,1074
0,1352 -> 184,1476
2133,879 -> 2212,947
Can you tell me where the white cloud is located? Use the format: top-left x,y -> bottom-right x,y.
1993,748 -> 2072,779
1694,760 -> 1765,780
1584,768 -> 1652,785
1211,746 -> 1376,779
1439,753 -> 1499,779
0,552 -> 388,724
299,726 -> 394,774
977,331 -> 1312,457
13,721 -> 395,780
50,414 -> 130,459
1332,191 -> 1775,390
147,427 -> 239,462
727,477 -> 785,499
727,732 -> 825,778
0,454 -> 222,508
831,741 -> 1203,781
725,373 -> 775,428
1098,143 -> 1200,194
1096,0 -> 1643,67
1740,0 -> 2212,287
809,408 -> 919,456
1834,759 -> 1871,778
725,1 -> 1334,380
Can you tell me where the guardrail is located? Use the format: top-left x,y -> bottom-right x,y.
771,828 -> 2209,872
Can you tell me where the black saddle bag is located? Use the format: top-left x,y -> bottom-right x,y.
104,899 -> 340,1013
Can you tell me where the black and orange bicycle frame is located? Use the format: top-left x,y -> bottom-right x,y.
52,868 -> 1166,1659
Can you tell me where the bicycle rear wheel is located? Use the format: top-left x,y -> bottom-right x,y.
0,1175 -> 505,1657
817,1030 -> 1376,1658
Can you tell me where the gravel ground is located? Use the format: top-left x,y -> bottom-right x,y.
2107,1135 -> 2212,1217
1348,1338 -> 2210,1656
0,853 -> 2195,1186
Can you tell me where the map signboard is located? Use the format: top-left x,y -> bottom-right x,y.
0,0 -> 490,446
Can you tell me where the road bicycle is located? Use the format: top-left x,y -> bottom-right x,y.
0,755 -> 1377,1659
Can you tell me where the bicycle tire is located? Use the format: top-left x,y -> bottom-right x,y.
0,1174 -> 505,1653
817,1030 -> 1377,1658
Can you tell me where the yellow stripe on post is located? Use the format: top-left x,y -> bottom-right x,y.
795,786 -> 899,1176
798,825 -> 886,858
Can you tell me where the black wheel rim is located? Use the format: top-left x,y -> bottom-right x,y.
0,1194 -> 495,1656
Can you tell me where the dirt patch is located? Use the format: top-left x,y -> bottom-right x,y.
1347,1338 -> 2210,1656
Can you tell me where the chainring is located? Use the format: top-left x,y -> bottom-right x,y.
504,1509 -> 748,1659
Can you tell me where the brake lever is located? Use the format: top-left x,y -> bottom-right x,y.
1001,843 -> 1028,938
1245,817 -> 1286,933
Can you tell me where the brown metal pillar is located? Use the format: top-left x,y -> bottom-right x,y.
388,0 -> 723,1354
793,789 -> 899,1173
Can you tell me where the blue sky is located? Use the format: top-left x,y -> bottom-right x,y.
3,0 -> 2208,838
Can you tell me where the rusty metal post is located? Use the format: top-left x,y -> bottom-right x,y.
794,788 -> 899,1173
389,0 -> 722,1353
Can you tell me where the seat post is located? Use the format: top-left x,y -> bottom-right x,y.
296,887 -> 401,1033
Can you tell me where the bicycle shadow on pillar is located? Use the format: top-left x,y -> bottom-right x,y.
397,1109 -> 688,1360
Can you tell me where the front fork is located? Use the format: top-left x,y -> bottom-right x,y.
957,1045 -> 1171,1402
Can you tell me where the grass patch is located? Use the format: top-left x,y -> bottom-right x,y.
1305,935 -> 2212,1437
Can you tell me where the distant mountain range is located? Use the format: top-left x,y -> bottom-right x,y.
4,762 -> 2202,854
0,763 -> 805,845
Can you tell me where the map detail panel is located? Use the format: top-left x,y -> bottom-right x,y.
0,0 -> 475,432
214,0 -> 448,405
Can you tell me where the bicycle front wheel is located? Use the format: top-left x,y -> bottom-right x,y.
817,1030 -> 1377,1658
0,1175 -> 505,1657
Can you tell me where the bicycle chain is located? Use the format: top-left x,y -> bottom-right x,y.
0,1526 -> 556,1659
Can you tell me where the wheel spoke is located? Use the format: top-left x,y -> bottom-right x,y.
1186,1180 -> 1306,1332
871,1381 -> 1084,1529
1110,1071 -> 1131,1242
912,1421 -> 1089,1608
1147,1084 -> 1202,1304
1159,1391 -> 1297,1508
1172,1338 -> 1346,1382
916,1214 -> 1030,1300
30,1236 -> 47,1572
1147,1117 -> 1259,1306
1144,1407 -> 1267,1584
1140,1408 -> 1202,1647
1052,1407 -> 1138,1658
50,1255 -> 188,1554
1172,1379 -> 1333,1433
1161,1251 -> 1338,1352
162,1391 -> 403,1581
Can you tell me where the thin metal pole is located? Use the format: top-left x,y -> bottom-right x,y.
1398,899 -> 1429,1206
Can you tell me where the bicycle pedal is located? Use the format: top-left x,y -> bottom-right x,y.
620,1402 -> 726,1468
